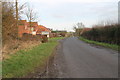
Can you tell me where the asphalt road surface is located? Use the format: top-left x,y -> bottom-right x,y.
50,37 -> 118,78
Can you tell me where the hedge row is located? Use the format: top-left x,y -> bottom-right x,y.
81,24 -> 120,45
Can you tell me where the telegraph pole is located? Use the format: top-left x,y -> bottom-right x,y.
16,0 -> 18,38
118,1 -> 120,24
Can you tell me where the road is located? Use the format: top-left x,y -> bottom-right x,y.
48,37 -> 118,78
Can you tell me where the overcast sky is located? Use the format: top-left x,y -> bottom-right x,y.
19,0 -> 119,32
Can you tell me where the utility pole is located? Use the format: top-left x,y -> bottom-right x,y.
118,1 -> 120,24
16,0 -> 18,38
0,2 -> 2,80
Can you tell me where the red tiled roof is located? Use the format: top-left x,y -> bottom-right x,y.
27,22 -> 38,27
20,20 -> 26,22
19,20 -> 27,25
80,28 -> 91,34
28,22 -> 38,25
38,25 -> 51,32
83,28 -> 91,31
36,25 -> 51,34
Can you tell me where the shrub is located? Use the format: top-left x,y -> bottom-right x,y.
81,24 -> 120,45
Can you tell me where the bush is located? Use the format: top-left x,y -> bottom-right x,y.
81,24 -> 120,45
41,35 -> 48,43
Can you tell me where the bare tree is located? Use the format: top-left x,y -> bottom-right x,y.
73,22 -> 85,36
96,19 -> 118,27
73,25 -> 77,31
18,3 -> 26,19
25,5 -> 38,27
76,22 -> 85,29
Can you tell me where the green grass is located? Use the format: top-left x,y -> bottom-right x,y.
2,37 -> 64,78
80,37 -> 119,51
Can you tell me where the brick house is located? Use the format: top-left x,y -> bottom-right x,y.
18,20 -> 30,37
36,25 -> 51,37
80,28 -> 91,35
18,20 -> 51,38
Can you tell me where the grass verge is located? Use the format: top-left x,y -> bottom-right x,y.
2,37 -> 64,78
80,37 -> 119,51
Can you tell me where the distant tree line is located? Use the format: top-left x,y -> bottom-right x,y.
51,30 -> 67,37
81,24 -> 120,45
